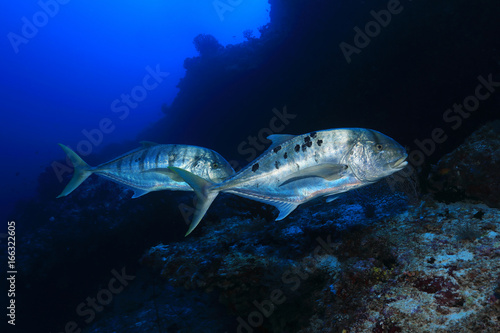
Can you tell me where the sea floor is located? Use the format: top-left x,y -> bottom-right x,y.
84,192 -> 500,332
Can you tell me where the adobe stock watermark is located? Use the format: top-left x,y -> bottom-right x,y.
236,234 -> 336,332
51,267 -> 135,333
7,0 -> 71,54
177,106 -> 297,226
52,64 -> 169,183
213,0 -> 244,21
339,0 -> 407,64
406,73 -> 499,168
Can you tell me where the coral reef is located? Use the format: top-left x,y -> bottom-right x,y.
81,176 -> 500,332
302,201 -> 500,332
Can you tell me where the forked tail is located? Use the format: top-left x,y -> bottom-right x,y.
57,144 -> 93,198
168,167 -> 219,236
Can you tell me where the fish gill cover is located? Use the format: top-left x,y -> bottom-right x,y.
2,0 -> 500,332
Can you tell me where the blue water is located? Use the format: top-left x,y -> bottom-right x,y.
1,0 -> 270,221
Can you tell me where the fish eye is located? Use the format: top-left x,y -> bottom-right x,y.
375,144 -> 383,151
212,162 -> 219,169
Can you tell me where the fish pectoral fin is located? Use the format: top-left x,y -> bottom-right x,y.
140,141 -> 159,147
131,189 -> 150,198
267,134 -> 296,146
279,163 -> 348,187
141,168 -> 185,182
273,201 -> 299,220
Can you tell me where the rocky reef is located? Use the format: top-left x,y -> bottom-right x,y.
81,170 -> 500,332
428,121 -> 500,208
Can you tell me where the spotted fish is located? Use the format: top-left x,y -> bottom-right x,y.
57,142 -> 235,198
170,128 -> 408,235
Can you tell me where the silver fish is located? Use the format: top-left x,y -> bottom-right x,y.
170,128 -> 408,235
57,142 -> 235,198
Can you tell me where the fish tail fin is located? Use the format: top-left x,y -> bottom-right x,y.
57,144 -> 93,198
168,166 -> 219,236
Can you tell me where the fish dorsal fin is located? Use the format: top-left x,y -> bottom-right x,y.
274,201 -> 299,220
267,134 -> 295,147
141,168 -> 185,182
279,163 -> 348,187
140,141 -> 159,147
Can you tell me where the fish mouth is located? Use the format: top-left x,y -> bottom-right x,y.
390,156 -> 408,169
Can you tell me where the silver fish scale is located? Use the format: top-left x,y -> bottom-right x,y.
94,144 -> 232,192
219,129 -> 364,204
174,127 -> 408,235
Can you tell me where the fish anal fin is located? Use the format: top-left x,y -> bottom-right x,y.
226,189 -> 298,221
279,163 -> 348,187
274,201 -> 299,220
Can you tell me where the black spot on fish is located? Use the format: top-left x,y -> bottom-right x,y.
252,163 -> 260,172
275,161 -> 280,169
306,141 -> 312,147
310,132 -> 317,138
273,145 -> 282,153
284,152 -> 288,159
304,136 -> 311,143
294,144 -> 300,152
317,140 -> 323,146
301,144 -> 307,152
